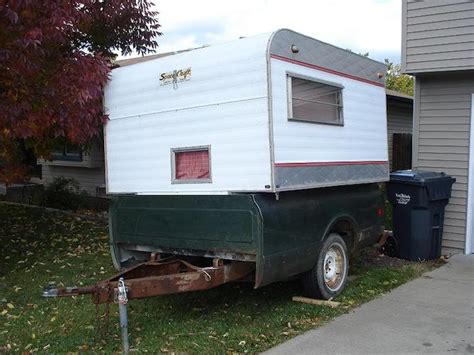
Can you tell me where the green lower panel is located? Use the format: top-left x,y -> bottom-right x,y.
110,194 -> 261,255
109,184 -> 384,288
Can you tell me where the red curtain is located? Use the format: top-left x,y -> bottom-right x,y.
175,150 -> 210,180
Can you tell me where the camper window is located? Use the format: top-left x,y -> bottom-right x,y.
171,146 -> 211,184
288,75 -> 343,125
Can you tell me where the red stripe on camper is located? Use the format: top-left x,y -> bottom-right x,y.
274,161 -> 388,168
270,54 -> 385,88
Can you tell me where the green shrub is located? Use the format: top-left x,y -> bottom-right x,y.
32,177 -> 88,211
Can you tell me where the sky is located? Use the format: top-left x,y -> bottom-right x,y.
130,0 -> 402,64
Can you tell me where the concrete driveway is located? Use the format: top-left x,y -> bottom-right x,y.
265,254 -> 474,355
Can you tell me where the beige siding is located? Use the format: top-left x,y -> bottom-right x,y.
34,143 -> 105,196
401,0 -> 474,74
413,72 -> 474,253
39,165 -> 105,196
386,97 -> 413,171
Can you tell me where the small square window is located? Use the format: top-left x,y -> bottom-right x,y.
288,75 -> 344,125
172,146 -> 211,183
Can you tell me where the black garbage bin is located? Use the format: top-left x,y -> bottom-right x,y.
387,170 -> 455,261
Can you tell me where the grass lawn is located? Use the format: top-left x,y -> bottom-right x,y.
0,203 -> 443,353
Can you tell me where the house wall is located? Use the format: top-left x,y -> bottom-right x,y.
387,97 -> 413,170
39,165 -> 105,196
412,71 -> 474,253
33,144 -> 105,196
401,0 -> 474,74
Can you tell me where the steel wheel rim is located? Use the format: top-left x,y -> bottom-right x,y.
323,243 -> 346,292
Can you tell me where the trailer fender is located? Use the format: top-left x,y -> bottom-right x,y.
321,215 -> 359,252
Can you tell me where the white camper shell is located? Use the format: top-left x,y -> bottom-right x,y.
104,29 -> 389,195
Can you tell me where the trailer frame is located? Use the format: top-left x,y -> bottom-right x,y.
43,255 -> 254,304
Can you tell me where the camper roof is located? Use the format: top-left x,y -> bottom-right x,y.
113,29 -> 386,86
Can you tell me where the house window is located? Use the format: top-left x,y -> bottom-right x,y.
52,144 -> 83,162
171,146 -> 211,183
288,75 -> 344,125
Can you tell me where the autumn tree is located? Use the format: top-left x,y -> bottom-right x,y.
346,50 -> 414,96
0,0 -> 161,183
385,59 -> 414,96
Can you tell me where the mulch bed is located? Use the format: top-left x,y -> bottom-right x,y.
359,246 -> 448,269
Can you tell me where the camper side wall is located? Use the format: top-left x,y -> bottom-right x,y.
270,57 -> 389,190
104,34 -> 272,194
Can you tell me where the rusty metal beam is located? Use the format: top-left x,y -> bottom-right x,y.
43,258 -> 255,304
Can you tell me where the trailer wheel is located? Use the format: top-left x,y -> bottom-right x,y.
302,233 -> 349,300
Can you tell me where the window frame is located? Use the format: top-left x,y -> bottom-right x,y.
170,145 -> 212,184
287,73 -> 344,126
52,144 -> 83,162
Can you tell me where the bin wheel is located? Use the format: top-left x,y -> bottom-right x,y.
302,233 -> 349,300
380,233 -> 399,258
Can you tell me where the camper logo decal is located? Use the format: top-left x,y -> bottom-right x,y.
395,193 -> 411,205
160,67 -> 192,89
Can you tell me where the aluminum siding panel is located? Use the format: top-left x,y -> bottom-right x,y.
269,56 -> 388,189
269,29 -> 385,87
401,0 -> 474,74
413,72 -> 474,253
104,34 -> 272,194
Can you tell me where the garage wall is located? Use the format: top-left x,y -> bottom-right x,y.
413,71 -> 474,253
401,0 -> 474,74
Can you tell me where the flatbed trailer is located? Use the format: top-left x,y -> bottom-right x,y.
44,28 -> 388,352
45,183 -> 384,303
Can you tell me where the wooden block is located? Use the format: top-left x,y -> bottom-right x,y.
292,296 -> 340,308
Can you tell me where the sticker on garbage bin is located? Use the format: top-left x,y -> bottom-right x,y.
395,193 -> 411,205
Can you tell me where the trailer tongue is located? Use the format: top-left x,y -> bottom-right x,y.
43,256 -> 253,354
43,256 -> 254,304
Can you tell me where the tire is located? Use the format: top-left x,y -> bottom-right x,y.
302,233 -> 349,299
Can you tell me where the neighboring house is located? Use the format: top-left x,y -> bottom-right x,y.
401,0 -> 474,254
31,143 -> 106,196
386,89 -> 413,171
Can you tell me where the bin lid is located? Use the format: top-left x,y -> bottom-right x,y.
390,169 -> 451,185
389,169 -> 456,201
